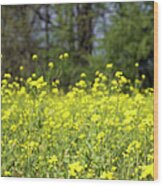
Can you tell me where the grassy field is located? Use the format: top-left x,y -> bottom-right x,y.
1,61 -> 154,180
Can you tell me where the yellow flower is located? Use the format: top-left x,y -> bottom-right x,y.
75,80 -> 87,88
32,73 -> 36,78
62,111 -> 70,120
111,166 -> 117,172
119,76 -> 127,84
48,62 -> 54,69
59,54 -> 64,60
32,54 -> 38,61
95,71 -> 100,76
64,52 -> 69,58
126,140 -> 141,154
48,155 -> 58,164
55,79 -> 60,85
79,133 -> 86,139
97,131 -> 105,140
80,73 -> 86,78
4,171 -> 11,176
86,169 -> 95,178
19,66 -> 24,71
100,171 -> 114,179
140,164 -> 154,179
91,114 -> 101,123
68,162 -> 83,177
52,88 -> 59,95
106,63 -> 113,69
135,79 -> 140,84
37,76 -> 44,83
10,124 -> 17,132
27,77 -> 32,83
130,86 -> 134,91
59,53 -> 69,60
141,74 -> 146,79
135,62 -> 139,67
115,71 -> 123,78
18,87 -> 26,95
20,78 -> 23,82
4,73 -> 11,79
38,156 -> 43,161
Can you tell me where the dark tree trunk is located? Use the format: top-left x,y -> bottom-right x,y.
45,5 -> 50,61
76,3 -> 93,65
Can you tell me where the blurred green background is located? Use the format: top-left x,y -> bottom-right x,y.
1,2 -> 154,89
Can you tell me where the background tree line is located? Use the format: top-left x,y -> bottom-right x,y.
1,2 -> 154,89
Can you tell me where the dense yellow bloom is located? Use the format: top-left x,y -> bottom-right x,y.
1,60 -> 154,180
27,76 -> 47,89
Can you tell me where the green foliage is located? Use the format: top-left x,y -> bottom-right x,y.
103,2 -> 154,87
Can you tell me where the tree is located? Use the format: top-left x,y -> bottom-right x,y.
1,2 -> 154,88
1,5 -> 36,76
103,2 -> 154,87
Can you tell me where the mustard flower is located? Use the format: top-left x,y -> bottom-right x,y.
19,66 -> 24,71
32,54 -> 38,61
48,62 -> 54,69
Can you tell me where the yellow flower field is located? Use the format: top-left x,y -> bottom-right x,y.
1,62 -> 154,180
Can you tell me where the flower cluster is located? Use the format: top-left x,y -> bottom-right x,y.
1,59 -> 154,180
